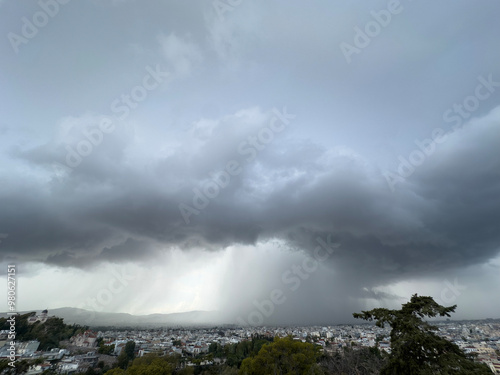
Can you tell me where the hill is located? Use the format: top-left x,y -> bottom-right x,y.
0,312 -> 86,350
1,308 -> 225,328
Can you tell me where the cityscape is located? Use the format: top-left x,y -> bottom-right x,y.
1,309 -> 500,374
2,0 -> 500,374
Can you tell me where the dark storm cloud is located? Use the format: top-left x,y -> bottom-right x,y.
1,105 -> 499,291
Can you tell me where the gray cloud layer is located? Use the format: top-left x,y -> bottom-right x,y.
2,106 -> 499,284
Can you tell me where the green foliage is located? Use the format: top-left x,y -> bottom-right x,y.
192,365 -> 237,375
117,351 -> 128,369
116,341 -> 136,369
0,312 -> 87,351
105,368 -> 126,375
319,347 -> 386,375
99,343 -> 116,355
0,358 -> 45,375
176,367 -> 195,375
105,353 -> 185,375
125,341 -> 136,359
126,354 -> 174,375
208,336 -> 272,368
353,294 -> 493,374
239,336 -> 322,375
97,337 -> 115,355
219,367 -> 239,375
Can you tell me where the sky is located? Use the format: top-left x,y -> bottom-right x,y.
1,0 -> 500,326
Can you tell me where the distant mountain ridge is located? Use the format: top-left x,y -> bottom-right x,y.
3,309 -> 497,328
0,308 -> 227,327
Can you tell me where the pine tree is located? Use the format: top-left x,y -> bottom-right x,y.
353,294 -> 492,374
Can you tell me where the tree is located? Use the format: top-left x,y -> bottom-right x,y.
125,355 -> 173,375
99,342 -> 115,355
319,347 -> 386,375
353,294 -> 492,374
0,358 -> 46,375
124,341 -> 136,359
104,369 -> 126,375
239,336 -> 322,375
116,341 -> 136,369
222,367 -> 239,375
0,313 -> 87,351
176,367 -> 195,375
